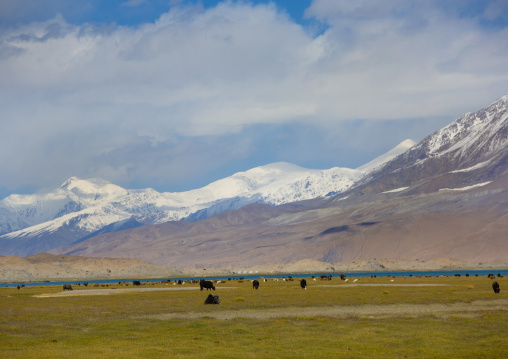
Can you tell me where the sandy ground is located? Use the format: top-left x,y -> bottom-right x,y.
34,286 -> 237,297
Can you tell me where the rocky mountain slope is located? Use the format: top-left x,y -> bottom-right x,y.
49,184 -> 508,268
353,94 -> 508,195
0,141 -> 413,256
48,94 -> 508,268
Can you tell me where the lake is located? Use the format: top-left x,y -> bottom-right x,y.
3,268 -> 507,288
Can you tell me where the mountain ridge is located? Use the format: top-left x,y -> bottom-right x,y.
348,95 -> 508,196
47,94 -> 508,268
0,140 -> 412,256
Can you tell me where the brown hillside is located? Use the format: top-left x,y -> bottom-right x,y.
51,180 -> 508,268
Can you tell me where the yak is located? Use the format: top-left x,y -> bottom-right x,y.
200,279 -> 215,291
63,284 -> 73,291
492,282 -> 500,294
204,294 -> 220,304
300,279 -> 307,289
252,280 -> 260,289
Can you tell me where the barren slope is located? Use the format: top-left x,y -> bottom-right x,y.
51,177 -> 508,268
0,253 -> 182,282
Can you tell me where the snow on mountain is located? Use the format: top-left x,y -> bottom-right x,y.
411,94 -> 508,166
0,163 -> 363,238
357,139 -> 416,173
438,182 -> 492,192
351,94 -> 508,196
193,162 -> 365,206
60,177 -> 128,204
48,93 -> 508,267
0,177 -> 128,236
0,140 -> 413,254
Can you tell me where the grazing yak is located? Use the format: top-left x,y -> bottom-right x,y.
204,294 -> 220,304
63,284 -> 73,291
132,280 -> 141,286
200,279 -> 215,291
252,280 -> 260,289
492,282 -> 500,294
300,279 -> 307,289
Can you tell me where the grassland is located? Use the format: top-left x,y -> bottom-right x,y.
1,275 -> 507,358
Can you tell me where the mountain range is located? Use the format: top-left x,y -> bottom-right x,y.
1,94 -> 507,269
44,94 -> 508,269
0,138 -> 414,256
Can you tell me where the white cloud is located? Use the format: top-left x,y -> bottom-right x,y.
0,0 -> 507,195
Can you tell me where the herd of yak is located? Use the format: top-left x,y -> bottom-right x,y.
200,276 -> 309,305
199,274 -> 502,304
34,272 -> 502,301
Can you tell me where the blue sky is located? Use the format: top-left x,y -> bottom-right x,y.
0,1 -> 314,27
1,0 -> 508,198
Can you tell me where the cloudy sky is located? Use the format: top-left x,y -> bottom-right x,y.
1,0 -> 508,199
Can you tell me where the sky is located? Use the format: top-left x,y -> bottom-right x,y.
1,0 -> 508,199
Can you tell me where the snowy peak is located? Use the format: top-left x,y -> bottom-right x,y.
60,176 -> 82,189
0,137 -> 426,255
354,94 -> 508,196
229,162 -> 314,192
209,162 -> 309,189
416,94 -> 508,163
60,177 -> 128,203
242,162 -> 309,177
169,161 -> 362,208
357,139 -> 416,173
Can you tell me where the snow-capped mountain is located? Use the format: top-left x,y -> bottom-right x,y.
354,94 -> 508,195
0,141 -> 412,256
49,94 -> 508,268
356,139 -> 416,173
406,94 -> 508,172
419,95 -> 508,163
0,164 -> 362,239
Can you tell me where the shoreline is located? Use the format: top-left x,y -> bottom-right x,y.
2,265 -> 507,285
1,253 -> 507,284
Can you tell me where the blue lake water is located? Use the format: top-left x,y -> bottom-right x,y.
3,268 -> 507,288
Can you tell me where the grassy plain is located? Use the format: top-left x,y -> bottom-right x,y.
1,275 -> 507,358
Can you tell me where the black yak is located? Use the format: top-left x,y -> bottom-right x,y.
200,279 -> 215,291
63,284 -> 73,291
252,280 -> 259,289
300,279 -> 307,289
492,282 -> 500,294
204,294 -> 220,304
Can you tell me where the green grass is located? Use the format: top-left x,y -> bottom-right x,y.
0,276 -> 507,358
